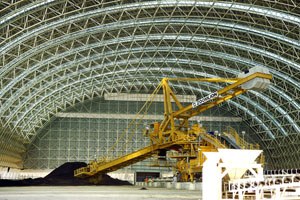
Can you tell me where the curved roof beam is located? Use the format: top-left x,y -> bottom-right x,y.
2,37 -> 299,123
2,16 -> 300,56
11,61 -> 282,139
20,74 -> 276,141
3,46 -> 298,135
4,64 -> 297,140
2,26 -> 299,84
1,44 -> 299,111
0,0 -> 58,27
253,92 -> 300,133
229,100 -> 274,140
271,86 -> 300,110
1,4 -> 299,77
1,0 -> 299,35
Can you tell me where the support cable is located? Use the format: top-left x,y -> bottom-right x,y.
104,81 -> 163,160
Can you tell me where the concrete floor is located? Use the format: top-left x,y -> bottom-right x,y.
0,186 -> 202,200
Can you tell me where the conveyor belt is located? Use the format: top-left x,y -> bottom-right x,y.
220,135 -> 240,149
74,142 -> 177,178
200,133 -> 226,149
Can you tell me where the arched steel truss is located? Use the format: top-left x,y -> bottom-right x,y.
0,0 -> 299,169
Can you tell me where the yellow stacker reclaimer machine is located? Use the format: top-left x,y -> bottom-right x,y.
74,67 -> 271,184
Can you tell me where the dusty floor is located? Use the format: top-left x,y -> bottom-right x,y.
0,185 -> 202,200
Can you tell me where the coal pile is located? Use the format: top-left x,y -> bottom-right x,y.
0,162 -> 131,187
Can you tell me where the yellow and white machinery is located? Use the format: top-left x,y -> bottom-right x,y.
168,126 -> 265,182
203,149 -> 300,200
74,66 -> 272,183
203,149 -> 264,200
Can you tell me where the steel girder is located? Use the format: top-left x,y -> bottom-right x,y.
0,0 -> 299,169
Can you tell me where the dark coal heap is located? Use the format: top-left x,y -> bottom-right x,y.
0,162 -> 131,187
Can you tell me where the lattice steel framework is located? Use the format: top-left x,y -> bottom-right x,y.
0,0 -> 299,169
25,98 -> 248,170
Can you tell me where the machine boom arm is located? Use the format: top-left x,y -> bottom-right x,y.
171,72 -> 272,118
